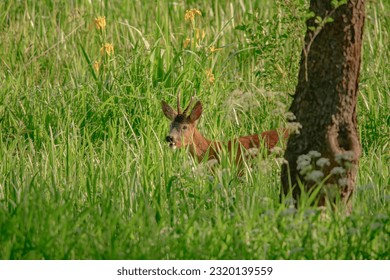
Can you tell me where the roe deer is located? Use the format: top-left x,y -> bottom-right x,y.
161,92 -> 288,164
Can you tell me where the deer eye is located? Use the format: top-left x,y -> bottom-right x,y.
182,125 -> 188,130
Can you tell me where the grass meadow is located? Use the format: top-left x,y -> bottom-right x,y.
0,0 -> 389,259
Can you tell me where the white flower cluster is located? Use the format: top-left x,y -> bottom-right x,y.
297,154 -> 311,172
335,151 -> 354,164
244,148 -> 259,157
270,146 -> 284,156
284,112 -> 296,121
296,151 -> 331,184
338,177 -> 348,187
296,149 -> 352,188
305,170 -> 324,183
272,101 -> 287,115
316,157 -> 330,168
330,166 -> 345,175
286,121 -> 302,135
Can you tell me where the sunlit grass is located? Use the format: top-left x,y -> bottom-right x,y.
0,0 -> 388,259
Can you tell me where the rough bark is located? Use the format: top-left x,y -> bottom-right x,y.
281,0 -> 365,211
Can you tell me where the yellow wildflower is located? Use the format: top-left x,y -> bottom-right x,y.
93,61 -> 100,72
100,43 -> 114,56
183,38 -> 191,48
209,45 -> 222,53
184,8 -> 202,22
206,68 -> 215,84
94,16 -> 106,30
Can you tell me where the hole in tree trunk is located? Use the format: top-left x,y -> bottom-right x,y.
337,124 -> 349,150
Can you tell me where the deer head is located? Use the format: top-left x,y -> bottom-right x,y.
161,91 -> 202,149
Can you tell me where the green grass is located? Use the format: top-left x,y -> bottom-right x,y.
0,0 -> 389,259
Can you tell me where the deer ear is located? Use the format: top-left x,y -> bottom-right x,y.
161,100 -> 177,120
189,101 -> 202,122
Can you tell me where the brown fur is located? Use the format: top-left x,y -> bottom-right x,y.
188,128 -> 288,164
162,98 -> 288,164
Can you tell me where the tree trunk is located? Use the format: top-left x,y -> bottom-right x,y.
281,0 -> 365,212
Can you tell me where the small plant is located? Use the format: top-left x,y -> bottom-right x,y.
235,0 -> 310,91
80,15 -> 115,91
180,8 -> 223,87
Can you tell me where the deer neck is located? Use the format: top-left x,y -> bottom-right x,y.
188,128 -> 214,162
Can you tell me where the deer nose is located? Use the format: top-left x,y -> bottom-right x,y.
165,136 -> 174,143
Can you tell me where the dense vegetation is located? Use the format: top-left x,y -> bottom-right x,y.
0,0 -> 388,259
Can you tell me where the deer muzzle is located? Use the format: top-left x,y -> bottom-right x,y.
165,135 -> 177,149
